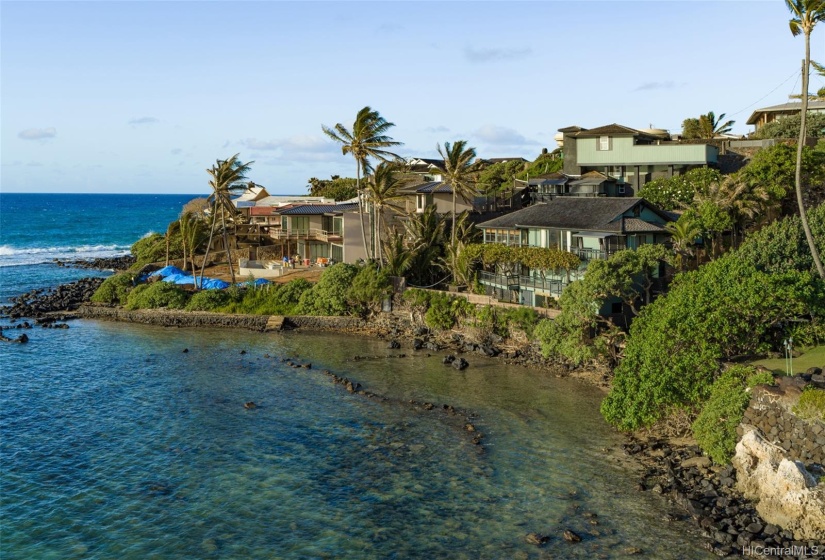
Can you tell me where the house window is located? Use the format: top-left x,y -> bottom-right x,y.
618,184 -> 626,195
599,136 -> 611,151
417,195 -> 424,211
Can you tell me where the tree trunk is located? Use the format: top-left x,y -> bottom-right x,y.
220,204 -> 236,284
451,189 -> 457,245
198,201 -> 219,290
356,162 -> 371,261
795,39 -> 825,280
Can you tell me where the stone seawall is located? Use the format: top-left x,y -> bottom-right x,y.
739,383 -> 825,467
77,305 -> 375,334
77,305 -> 271,331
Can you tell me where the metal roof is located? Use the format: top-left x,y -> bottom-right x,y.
746,100 -> 825,125
277,203 -> 358,215
477,197 -> 671,232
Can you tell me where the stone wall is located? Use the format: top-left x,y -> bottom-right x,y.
738,382 -> 825,467
77,305 -> 271,331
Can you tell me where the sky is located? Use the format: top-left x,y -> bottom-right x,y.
1,1 -> 823,195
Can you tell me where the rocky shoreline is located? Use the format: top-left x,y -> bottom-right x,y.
53,255 -> 136,271
624,436 -> 823,558
3,279 -> 811,557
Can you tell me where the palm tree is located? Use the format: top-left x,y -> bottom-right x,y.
698,111 -> 735,139
200,154 -> 253,285
164,220 -> 180,266
432,140 -> 478,244
381,230 -> 415,277
366,161 -> 406,264
786,0 -> 825,279
404,205 -> 446,286
322,107 -> 403,260
665,217 -> 701,271
179,211 -> 207,278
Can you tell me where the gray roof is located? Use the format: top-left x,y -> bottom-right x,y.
476,197 -> 671,232
278,203 -> 358,215
746,100 -> 825,124
415,181 -> 453,194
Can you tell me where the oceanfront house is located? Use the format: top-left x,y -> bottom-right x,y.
559,124 -> 719,195
475,197 -> 674,308
231,198 -> 368,266
745,100 -> 825,134
522,170 -> 627,203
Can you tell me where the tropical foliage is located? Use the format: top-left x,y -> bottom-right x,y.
432,140 -> 479,244
306,175 -> 358,200
202,154 -> 253,284
322,106 -> 403,259
637,168 -> 722,210
691,365 -> 754,464
786,0 -> 825,279
600,254 -> 824,432
681,111 -> 735,139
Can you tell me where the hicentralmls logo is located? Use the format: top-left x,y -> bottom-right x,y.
743,544 -> 821,557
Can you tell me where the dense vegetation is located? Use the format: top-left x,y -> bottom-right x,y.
600,203 -> 825,436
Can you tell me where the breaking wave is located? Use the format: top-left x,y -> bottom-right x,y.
0,244 -> 131,267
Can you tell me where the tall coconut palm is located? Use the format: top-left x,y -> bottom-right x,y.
432,140 -> 478,244
179,211 -> 207,278
322,107 -> 403,260
787,0 -> 825,279
366,161 -> 406,264
698,111 -> 735,139
200,154 -> 253,285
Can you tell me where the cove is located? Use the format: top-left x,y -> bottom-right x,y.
0,320 -> 714,559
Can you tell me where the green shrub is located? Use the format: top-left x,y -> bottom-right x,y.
423,292 -> 474,331
297,263 -> 359,316
274,278 -> 312,311
125,281 -> 190,310
185,289 -> 232,311
473,305 -> 509,337
403,288 -> 432,310
131,233 -> 169,265
348,264 -> 391,317
91,272 -> 135,304
793,387 -> 825,421
601,255 -> 821,432
503,306 -> 540,338
692,365 -> 753,465
746,371 -> 776,388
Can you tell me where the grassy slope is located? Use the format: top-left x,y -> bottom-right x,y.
750,345 -> 825,375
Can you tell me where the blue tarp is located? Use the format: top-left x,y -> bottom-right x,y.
150,265 -> 186,278
163,273 -> 195,285
200,278 -> 230,290
253,279 -> 271,286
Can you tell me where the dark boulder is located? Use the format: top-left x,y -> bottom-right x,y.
452,357 -> 469,371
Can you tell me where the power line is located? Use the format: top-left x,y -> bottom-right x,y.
727,69 -> 801,118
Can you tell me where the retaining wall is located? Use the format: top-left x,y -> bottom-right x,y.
738,384 -> 825,467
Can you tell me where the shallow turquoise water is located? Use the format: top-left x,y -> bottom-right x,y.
0,321 -> 713,559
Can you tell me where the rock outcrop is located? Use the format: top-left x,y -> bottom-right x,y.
733,427 -> 825,541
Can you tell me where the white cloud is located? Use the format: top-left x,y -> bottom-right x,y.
128,117 -> 159,125
18,127 -> 56,140
473,125 -> 539,146
633,81 -> 678,92
240,135 -> 342,163
425,125 -> 451,134
464,46 -> 531,63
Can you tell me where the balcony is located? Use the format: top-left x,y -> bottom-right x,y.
268,228 -> 342,242
478,271 -> 568,298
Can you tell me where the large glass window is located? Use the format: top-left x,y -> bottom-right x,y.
599,136 -> 611,151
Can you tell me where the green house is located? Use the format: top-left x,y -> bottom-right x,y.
475,197 -> 673,307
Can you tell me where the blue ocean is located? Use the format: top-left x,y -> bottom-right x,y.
0,193 -> 194,300
0,194 -> 714,559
